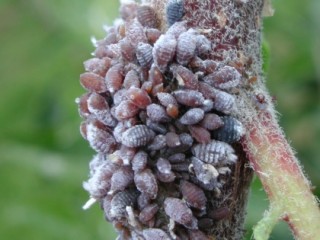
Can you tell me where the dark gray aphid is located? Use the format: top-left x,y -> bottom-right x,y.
110,190 -> 139,219
192,140 -> 237,164
136,42 -> 153,67
212,116 -> 245,143
121,125 -> 156,147
168,153 -> 186,163
166,0 -> 184,26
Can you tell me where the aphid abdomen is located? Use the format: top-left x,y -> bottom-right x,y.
109,166 -> 134,194
212,116 -> 244,143
192,140 -> 237,164
121,125 -> 156,147
152,34 -> 177,72
110,190 -> 139,219
176,30 -> 197,65
86,121 -> 117,154
138,203 -> 159,225
173,89 -> 205,107
166,0 -> 185,27
137,5 -> 158,28
179,108 -> 205,125
136,42 -> 154,68
171,64 -> 199,90
80,72 -> 107,93
105,63 -> 124,93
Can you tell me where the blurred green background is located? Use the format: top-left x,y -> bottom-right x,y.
0,1 -> 319,239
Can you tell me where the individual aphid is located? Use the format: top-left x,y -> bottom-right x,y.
156,158 -> 172,174
119,2 -> 138,21
137,5 -> 158,28
203,65 -> 241,90
168,153 -> 186,163
125,19 -> 148,47
191,157 -> 219,185
134,169 -> 158,199
173,89 -> 204,107
87,93 -> 117,127
212,89 -> 236,114
180,180 -> 207,210
166,21 -> 187,39
109,166 -> 134,194
136,42 -> 153,67
207,206 -> 230,221
127,87 -> 152,109
146,28 -> 162,45
166,104 -> 179,119
76,93 -> 91,118
146,119 -> 167,134
86,120 -> 117,153
179,108 -> 204,125
110,189 -> 139,219
191,140 -> 237,164
119,38 -> 136,62
83,57 -> 111,76
188,125 -> 211,144
157,92 -> 178,108
164,197 -> 197,229
188,230 -> 210,240
165,132 -> 181,148
171,64 -> 199,90
195,34 -> 212,58
148,134 -> 166,151
121,125 -> 156,147
118,145 -> 136,165
80,72 -> 107,93
131,150 -> 148,173
123,69 -> 140,89
152,34 -> 177,72
166,0 -> 184,27
142,228 -> 170,240
138,203 -> 159,224
176,30 -> 197,65
105,63 -> 124,93
114,100 -> 139,120
83,161 -> 120,199
200,113 -> 224,130
212,116 -> 245,143
112,122 -> 127,143
146,104 -> 171,122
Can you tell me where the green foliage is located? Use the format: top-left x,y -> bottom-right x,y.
0,1 -> 318,239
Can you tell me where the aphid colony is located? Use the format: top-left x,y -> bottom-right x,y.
77,0 -> 244,239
